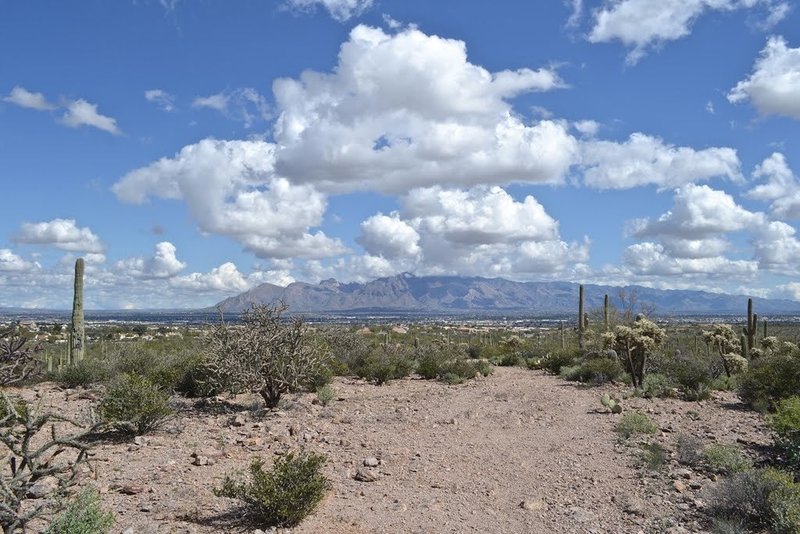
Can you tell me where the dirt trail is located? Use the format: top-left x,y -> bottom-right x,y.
14,367 -> 769,533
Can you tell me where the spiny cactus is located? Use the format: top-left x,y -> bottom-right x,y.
601,393 -> 622,414
604,293 -> 609,332
740,333 -> 749,360
742,298 -> 757,352
68,258 -> 85,365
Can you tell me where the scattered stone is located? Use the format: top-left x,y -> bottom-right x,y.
354,468 -> 379,482
689,481 -> 702,490
229,414 -> 246,427
27,476 -> 59,499
120,484 -> 145,495
363,457 -> 379,467
519,499 -> 545,511
675,468 -> 692,479
569,506 -> 596,523
614,494 -> 647,517
673,480 -> 687,493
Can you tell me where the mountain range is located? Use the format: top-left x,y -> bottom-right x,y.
213,274 -> 800,316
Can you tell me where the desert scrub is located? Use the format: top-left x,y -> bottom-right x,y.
99,373 -> 173,435
703,444 -> 753,475
564,357 -> 623,385
739,354 -> 800,410
539,348 -> 581,375
45,488 -> 114,534
709,467 -> 800,534
769,396 -> 800,472
215,451 -> 330,528
315,385 -> 336,407
675,434 -> 705,467
616,412 -> 658,439
640,442 -> 667,470
355,345 -> 414,386
637,373 -> 675,399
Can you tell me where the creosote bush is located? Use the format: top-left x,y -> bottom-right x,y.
45,488 -> 114,534
703,444 -> 753,475
215,451 -> 330,528
638,373 -> 675,399
769,396 -> 800,473
710,468 -> 800,534
739,354 -> 800,411
99,373 -> 173,435
616,412 -> 658,439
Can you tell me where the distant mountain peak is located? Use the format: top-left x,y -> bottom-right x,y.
212,274 -> 800,315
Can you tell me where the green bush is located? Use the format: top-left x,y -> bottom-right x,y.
324,330 -> 373,375
740,354 -> 800,410
45,488 -> 114,534
99,374 -> 173,435
703,444 -> 753,474
571,357 -> 623,384
710,468 -> 800,534
540,348 -> 580,375
616,412 -> 658,439
638,373 -> 675,399
315,385 -> 336,407
54,360 -> 111,388
215,451 -> 330,528
355,350 -> 414,385
640,442 -> 667,470
769,396 -> 800,472
498,353 -> 522,367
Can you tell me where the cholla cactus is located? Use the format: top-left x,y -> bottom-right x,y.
702,324 -> 739,377
723,353 -> 749,375
605,316 -> 665,389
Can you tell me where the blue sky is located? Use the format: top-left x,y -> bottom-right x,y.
1,0 -> 799,309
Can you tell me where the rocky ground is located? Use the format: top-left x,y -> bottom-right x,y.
11,366 -> 770,533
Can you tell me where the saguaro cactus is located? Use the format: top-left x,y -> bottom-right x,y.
68,258 -> 85,365
578,284 -> 585,350
743,298 -> 757,351
604,293 -> 609,331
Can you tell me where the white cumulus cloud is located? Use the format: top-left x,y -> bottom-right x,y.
272,25 -> 575,193
580,133 -> 741,189
747,152 -> 800,219
3,86 -> 55,110
589,0 -> 789,64
112,138 -> 345,260
13,219 -> 104,253
60,99 -> 121,134
115,241 -> 187,279
358,213 -> 421,259
728,36 -> 800,119
0,250 -> 39,272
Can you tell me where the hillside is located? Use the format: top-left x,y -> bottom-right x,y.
214,273 -> 800,315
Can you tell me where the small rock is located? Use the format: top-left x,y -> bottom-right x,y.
673,480 -> 687,493
363,457 -> 379,467
520,499 -> 545,511
675,468 -> 692,479
569,506 -> 596,523
689,481 -> 702,490
229,414 -> 246,427
354,469 -> 379,482
120,484 -> 145,495
27,477 -> 59,499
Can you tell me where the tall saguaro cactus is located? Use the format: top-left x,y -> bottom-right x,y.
743,297 -> 757,352
578,284 -> 585,350
603,293 -> 609,332
68,258 -> 85,365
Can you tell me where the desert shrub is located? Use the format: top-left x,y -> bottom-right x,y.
675,434 -> 705,467
323,329 -> 372,375
45,488 -> 114,534
723,354 -> 749,375
640,442 -> 668,470
703,444 -> 753,475
616,412 -> 658,439
498,352 -> 522,367
207,304 -> 330,408
638,373 -> 675,398
709,468 -> 800,534
539,348 -> 581,375
769,396 -> 800,472
54,359 -> 110,388
563,357 -> 623,385
315,385 -> 336,407
604,317 -> 666,389
99,374 -> 173,435
215,451 -> 330,528
355,348 -> 414,386
712,374 -> 739,392
739,354 -> 800,410
0,394 -> 93,532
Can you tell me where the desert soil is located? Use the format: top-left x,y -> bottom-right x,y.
12,367 -> 770,534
